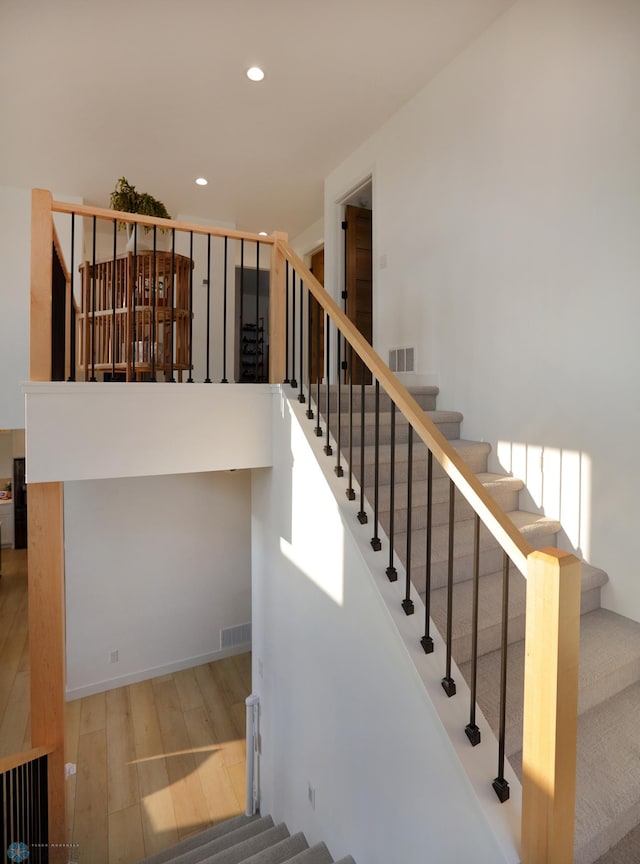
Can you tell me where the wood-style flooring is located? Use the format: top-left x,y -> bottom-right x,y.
0,549 -> 250,864
0,548 -> 31,757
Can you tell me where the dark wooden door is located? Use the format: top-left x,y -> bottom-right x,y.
345,205 -> 372,384
309,247 -> 324,384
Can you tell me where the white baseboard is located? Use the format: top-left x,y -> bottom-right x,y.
65,642 -> 251,701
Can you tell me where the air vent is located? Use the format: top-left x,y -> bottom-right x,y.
388,347 -> 415,373
221,622 -> 252,650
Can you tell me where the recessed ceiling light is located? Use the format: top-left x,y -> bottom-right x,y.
247,66 -> 265,82
195,177 -> 208,186
259,231 -> 268,236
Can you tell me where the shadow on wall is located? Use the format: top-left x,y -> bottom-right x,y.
496,440 -> 591,562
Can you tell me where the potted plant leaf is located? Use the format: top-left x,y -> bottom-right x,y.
110,177 -> 171,250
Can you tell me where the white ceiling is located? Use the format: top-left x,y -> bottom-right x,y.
0,0 -> 514,237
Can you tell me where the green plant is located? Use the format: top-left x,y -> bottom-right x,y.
109,177 -> 171,233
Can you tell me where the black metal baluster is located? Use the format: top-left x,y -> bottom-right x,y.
205,234 -> 212,382
221,236 -> 229,382
187,231 -> 194,382
386,403 -> 397,580
298,278 -> 306,404
334,331 -> 343,477
255,240 -> 260,382
111,219 -> 117,379
132,224 -> 138,381
313,299 -> 321,433
493,553 -> 511,802
67,212 -> 76,381
346,346 -> 355,500
169,228 -> 176,382
306,288 -> 314,419
371,380 -> 382,550
284,260 -> 290,384
240,239 -> 245,381
324,315 -> 333,456
90,215 -> 97,381
402,425 -> 415,614
441,479 -> 457,697
291,270 -> 298,389
465,513 -> 482,746
357,357 -> 368,523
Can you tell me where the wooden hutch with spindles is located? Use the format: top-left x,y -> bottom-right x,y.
78,250 -> 194,381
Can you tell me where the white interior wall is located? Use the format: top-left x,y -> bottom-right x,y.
251,393 -> 517,864
323,0 -> 640,618
0,186 -> 30,428
65,469 -> 252,698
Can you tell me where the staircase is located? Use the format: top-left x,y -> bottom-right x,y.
136,813 -> 356,864
319,382 -> 640,864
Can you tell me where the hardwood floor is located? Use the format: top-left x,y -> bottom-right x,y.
0,549 -> 251,864
0,548 -> 30,757
67,654 -> 251,864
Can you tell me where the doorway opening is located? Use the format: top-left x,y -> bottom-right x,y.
340,178 -> 372,384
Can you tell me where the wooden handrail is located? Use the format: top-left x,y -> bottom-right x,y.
277,240 -> 533,575
0,745 -> 53,775
51,198 -> 276,245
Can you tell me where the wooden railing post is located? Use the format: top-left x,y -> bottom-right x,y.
521,548 -> 581,864
269,231 -> 288,384
31,188 -> 54,381
28,481 -> 67,859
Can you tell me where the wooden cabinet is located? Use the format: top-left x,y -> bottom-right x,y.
78,251 -> 193,381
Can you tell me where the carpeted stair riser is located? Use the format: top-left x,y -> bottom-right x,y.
348,439 -> 492,485
205,825 -> 295,864
385,512 -> 559,592
427,565 -> 606,665
374,475 -> 523,533
235,833 -> 308,864
137,815 -> 259,864
138,814 -> 357,864
314,383 -> 438,413
329,410 -> 463,446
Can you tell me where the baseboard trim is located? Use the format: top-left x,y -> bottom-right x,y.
65,642 -> 251,701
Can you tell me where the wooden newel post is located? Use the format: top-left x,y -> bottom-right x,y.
31,188 -> 54,382
521,548 -> 581,864
28,481 -> 67,858
269,231 -> 288,384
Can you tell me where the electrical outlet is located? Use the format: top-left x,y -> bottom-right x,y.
308,782 -> 316,810
109,650 -> 119,664
258,659 -> 264,678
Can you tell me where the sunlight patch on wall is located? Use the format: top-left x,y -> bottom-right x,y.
282,415 -> 346,606
497,441 -> 592,560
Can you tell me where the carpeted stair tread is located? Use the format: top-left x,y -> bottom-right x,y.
200,823 -> 290,864
348,439 -> 492,482
281,843 -> 334,863
392,510 -> 560,591
375,473 -> 524,531
135,815 -> 263,864
316,383 -> 439,412
459,608 -> 640,767
332,409 -> 463,444
333,858 -> 357,864
510,680 -> 640,864
235,832 -> 308,864
428,561 -> 608,664
428,564 -> 607,663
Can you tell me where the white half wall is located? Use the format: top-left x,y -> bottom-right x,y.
25,383 -> 274,483
65,469 -> 251,698
323,0 -> 640,619
251,392 -> 517,864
